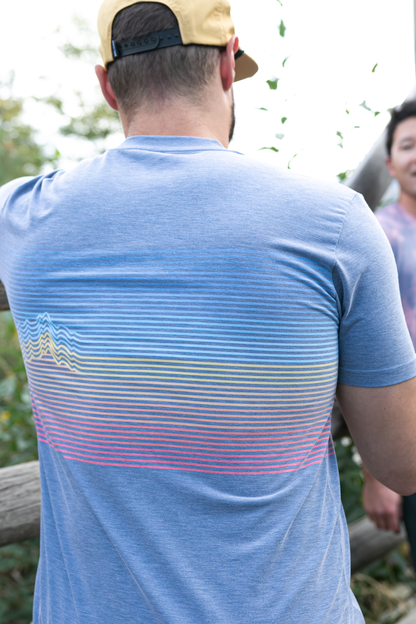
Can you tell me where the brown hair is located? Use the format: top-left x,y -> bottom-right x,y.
108,2 -> 220,117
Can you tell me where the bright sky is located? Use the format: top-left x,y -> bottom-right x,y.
1,0 -> 415,182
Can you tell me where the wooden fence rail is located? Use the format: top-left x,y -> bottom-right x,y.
0,461 -> 41,548
0,281 -> 8,311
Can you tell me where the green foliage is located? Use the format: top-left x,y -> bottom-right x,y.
259,146 -> 279,152
266,78 -> 279,90
59,98 -> 120,142
0,83 -> 58,187
58,16 -> 99,64
287,151 -> 301,169
359,100 -> 372,112
351,549 -> 416,624
337,170 -> 351,182
0,312 -> 38,469
36,20 -> 121,152
372,63 -> 378,73
0,539 -> 40,624
279,19 -> 286,37
39,91 -> 120,148
358,100 -> 381,119
336,130 -> 344,149
281,116 -> 287,124
0,312 -> 38,624
334,438 -> 364,523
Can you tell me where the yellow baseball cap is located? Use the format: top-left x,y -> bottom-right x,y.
97,0 -> 258,82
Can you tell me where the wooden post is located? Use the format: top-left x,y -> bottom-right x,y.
0,461 -> 41,548
0,281 -> 9,311
349,516 -> 406,574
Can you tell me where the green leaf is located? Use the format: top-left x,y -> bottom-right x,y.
281,116 -> 287,124
337,170 -> 349,181
374,111 -> 380,117
336,131 -> 344,139
282,56 -> 290,67
266,78 -> 279,90
345,109 -> 350,115
279,20 -> 286,37
259,146 -> 279,153
353,125 -> 360,129
60,42 -> 98,61
0,83 -> 56,186
371,63 -> 378,73
275,0 -> 283,4
256,107 -> 268,111
287,152 -> 299,169
359,100 -> 372,112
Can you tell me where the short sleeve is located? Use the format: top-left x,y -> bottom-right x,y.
0,177 -> 37,286
334,193 -> 416,386
0,177 -> 33,207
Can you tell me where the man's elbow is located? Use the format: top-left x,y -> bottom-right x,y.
371,464 -> 416,497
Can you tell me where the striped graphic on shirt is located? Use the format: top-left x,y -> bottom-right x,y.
4,249 -> 339,474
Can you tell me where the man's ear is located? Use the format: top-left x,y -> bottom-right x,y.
95,65 -> 119,111
386,155 -> 395,178
220,36 -> 239,92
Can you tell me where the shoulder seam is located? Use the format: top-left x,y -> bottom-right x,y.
331,192 -> 360,272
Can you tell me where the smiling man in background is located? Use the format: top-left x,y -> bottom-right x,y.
363,101 -> 416,565
2,1 -> 416,623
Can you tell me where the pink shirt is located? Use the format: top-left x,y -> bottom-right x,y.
377,203 -> 416,348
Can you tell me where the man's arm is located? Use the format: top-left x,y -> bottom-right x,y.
361,464 -> 402,533
337,379 -> 416,496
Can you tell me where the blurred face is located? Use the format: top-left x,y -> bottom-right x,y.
387,117 -> 416,199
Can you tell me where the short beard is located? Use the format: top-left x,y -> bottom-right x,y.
229,88 -> 236,143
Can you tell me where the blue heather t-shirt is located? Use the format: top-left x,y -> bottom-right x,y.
1,136 -> 415,624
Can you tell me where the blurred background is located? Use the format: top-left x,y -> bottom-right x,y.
1,0 -> 416,622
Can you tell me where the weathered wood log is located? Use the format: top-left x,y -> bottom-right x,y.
349,515 -> 406,574
397,604 -> 416,624
0,461 -> 41,548
0,461 -> 407,577
0,281 -> 9,311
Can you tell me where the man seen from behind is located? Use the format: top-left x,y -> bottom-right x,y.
1,2 -> 416,622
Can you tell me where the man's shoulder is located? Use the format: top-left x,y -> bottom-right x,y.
0,176 -> 38,206
227,150 -> 357,207
0,154 -> 105,205
0,147 -> 358,220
